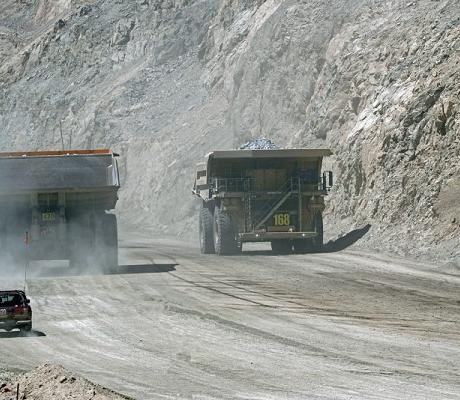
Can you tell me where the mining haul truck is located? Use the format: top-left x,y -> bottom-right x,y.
0,149 -> 120,271
193,149 -> 333,255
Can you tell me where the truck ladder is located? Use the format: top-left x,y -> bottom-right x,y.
253,179 -> 297,230
244,194 -> 252,232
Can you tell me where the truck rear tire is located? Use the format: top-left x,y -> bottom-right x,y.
199,203 -> 215,254
313,213 -> 324,250
293,239 -> 313,254
68,211 -> 118,273
213,208 -> 238,256
68,211 -> 89,271
20,323 -> 32,332
99,213 -> 118,273
271,240 -> 292,254
294,214 -> 323,254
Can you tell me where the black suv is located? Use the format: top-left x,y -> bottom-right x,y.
0,290 -> 32,332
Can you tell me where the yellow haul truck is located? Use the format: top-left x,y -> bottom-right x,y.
0,149 -> 120,271
193,149 -> 333,255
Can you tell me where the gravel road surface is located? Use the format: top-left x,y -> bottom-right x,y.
1,232 -> 459,399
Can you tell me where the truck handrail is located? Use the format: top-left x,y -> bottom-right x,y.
211,177 -> 254,193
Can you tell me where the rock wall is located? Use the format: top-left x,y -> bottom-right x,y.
0,0 -> 458,260
201,0 -> 460,259
0,0 -> 231,235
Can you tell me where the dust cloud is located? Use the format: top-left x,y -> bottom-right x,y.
0,206 -> 119,287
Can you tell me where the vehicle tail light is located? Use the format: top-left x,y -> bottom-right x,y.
14,305 -> 29,315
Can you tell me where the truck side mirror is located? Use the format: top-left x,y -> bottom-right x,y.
322,171 -> 333,191
328,171 -> 333,188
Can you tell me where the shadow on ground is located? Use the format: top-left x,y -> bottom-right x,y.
322,224 -> 372,253
240,224 -> 372,256
0,330 -> 46,339
109,264 -> 177,275
26,263 -> 177,278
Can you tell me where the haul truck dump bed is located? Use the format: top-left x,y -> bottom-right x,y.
193,149 -> 333,255
0,149 -> 120,271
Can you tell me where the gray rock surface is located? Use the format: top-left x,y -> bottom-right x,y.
200,0 -> 460,260
0,0 -> 459,260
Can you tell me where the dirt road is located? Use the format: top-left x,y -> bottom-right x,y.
1,232 -> 459,399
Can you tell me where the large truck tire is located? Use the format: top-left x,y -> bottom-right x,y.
213,208 -> 238,256
293,239 -> 312,254
236,241 -> 243,254
98,213 -> 118,273
199,202 -> 215,254
0,224 -> 7,265
271,240 -> 292,255
293,214 -> 323,254
313,213 -> 324,250
20,322 -> 32,332
68,210 -> 91,271
68,211 -> 118,273
1,210 -> 29,267
0,222 -> 5,255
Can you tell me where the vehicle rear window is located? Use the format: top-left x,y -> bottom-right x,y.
0,293 -> 24,307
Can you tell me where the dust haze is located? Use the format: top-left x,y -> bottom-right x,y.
0,1 -> 459,399
1,0 -> 458,261
0,151 -> 120,286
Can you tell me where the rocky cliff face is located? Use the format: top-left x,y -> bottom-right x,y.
0,0 -> 231,235
0,0 -> 459,260
200,0 -> 460,259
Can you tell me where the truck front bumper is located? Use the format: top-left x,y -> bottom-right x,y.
239,231 -> 317,242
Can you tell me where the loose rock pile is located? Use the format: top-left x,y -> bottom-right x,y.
239,138 -> 280,150
0,365 -> 129,400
